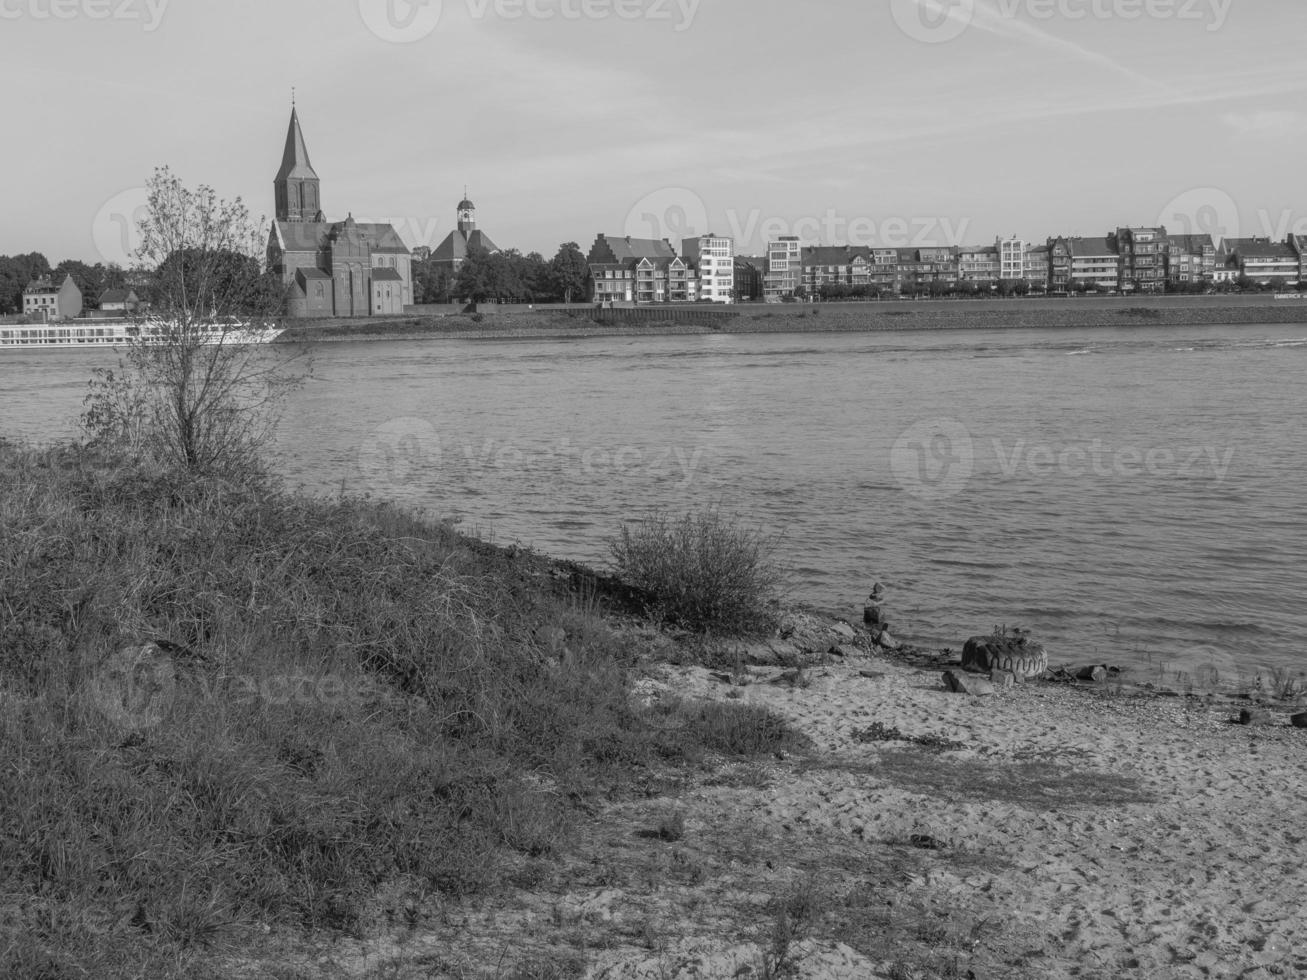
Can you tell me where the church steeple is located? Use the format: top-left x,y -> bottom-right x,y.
274,105 -> 322,223
457,190 -> 476,236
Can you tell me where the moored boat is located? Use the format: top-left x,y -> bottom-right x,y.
0,316 -> 283,350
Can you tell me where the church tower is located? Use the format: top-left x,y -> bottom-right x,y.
275,106 -> 322,223
457,192 -> 476,236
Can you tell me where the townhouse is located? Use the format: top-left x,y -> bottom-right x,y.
587,235 -> 697,304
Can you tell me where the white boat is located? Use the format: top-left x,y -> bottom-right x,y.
0,316 -> 283,350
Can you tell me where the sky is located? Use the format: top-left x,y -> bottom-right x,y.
2,0 -> 1305,263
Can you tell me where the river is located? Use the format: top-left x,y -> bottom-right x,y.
3,322 -> 1304,689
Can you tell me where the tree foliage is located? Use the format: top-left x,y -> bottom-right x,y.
81,167 -> 305,477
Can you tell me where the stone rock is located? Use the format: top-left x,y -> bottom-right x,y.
863,603 -> 887,627
1240,708 -> 1273,726
740,639 -> 800,667
859,670 -> 886,681
830,644 -> 862,659
1291,712 -> 1307,729
875,630 -> 900,651
989,669 -> 1016,690
961,633 -> 1048,679
943,669 -> 995,697
1077,664 -> 1109,683
832,621 -> 856,640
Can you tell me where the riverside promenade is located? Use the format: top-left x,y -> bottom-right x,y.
277,294 -> 1307,344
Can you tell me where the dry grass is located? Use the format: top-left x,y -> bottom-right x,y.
0,438 -> 805,979
608,507 -> 784,636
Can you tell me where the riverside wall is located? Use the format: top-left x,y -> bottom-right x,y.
276,297 -> 1307,343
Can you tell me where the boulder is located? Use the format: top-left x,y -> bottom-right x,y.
1077,665 -> 1109,683
943,669 -> 995,697
1291,712 -> 1307,729
1239,708 -> 1273,726
831,621 -> 857,640
961,633 -> 1048,679
874,630 -> 900,651
863,603 -> 888,628
989,669 -> 1016,690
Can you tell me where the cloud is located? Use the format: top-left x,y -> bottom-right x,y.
1221,109 -> 1304,136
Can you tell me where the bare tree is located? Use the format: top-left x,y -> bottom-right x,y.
83,167 -> 306,476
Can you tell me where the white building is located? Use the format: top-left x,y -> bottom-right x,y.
681,234 -> 735,303
998,237 -> 1027,280
764,236 -> 802,300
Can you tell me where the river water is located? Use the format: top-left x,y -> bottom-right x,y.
4,323 -> 1304,688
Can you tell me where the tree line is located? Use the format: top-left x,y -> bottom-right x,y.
412,243 -> 590,305
0,254 -> 133,314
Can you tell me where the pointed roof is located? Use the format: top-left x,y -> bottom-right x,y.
276,107 -> 319,182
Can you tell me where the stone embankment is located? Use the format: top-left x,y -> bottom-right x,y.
278,296 -> 1307,343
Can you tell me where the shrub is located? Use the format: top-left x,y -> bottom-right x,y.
608,507 -> 784,635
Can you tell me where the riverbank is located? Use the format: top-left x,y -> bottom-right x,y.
3,440 -> 1305,978
277,296 -> 1307,344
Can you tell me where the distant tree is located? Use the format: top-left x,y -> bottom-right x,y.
0,252 -> 52,314
549,242 -> 589,303
81,167 -> 305,476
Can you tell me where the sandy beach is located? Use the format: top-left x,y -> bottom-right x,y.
233,615 -> 1307,979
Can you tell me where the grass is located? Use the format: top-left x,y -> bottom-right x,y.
607,506 -> 785,636
0,438 -> 804,979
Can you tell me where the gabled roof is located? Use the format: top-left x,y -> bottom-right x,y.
23,277 -> 57,294
590,236 -> 679,266
272,219 -> 410,255
431,228 -> 500,264
1224,237 -> 1297,259
1066,237 -> 1118,258
371,267 -> 403,282
276,107 -> 319,182
99,288 -> 138,303
1168,233 -> 1215,254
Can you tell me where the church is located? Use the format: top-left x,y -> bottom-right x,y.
428,194 -> 500,276
266,107 -> 413,318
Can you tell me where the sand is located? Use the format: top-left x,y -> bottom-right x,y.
231,635 -> 1307,979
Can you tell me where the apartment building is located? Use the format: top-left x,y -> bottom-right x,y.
764,236 -> 802,300
1116,227 -> 1167,293
587,234 -> 697,304
1063,237 -> 1120,290
998,237 -> 1027,281
681,234 -> 736,303
1166,233 -> 1217,285
1220,237 -> 1303,284
957,244 -> 1000,286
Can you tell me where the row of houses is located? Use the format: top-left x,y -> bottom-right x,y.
584,228 -> 1307,305
19,276 -> 146,321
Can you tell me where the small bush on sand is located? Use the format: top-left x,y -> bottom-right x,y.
608,507 -> 784,636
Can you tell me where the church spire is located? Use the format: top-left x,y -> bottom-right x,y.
274,105 -> 321,222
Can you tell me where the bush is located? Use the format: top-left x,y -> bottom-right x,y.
608,508 -> 784,635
